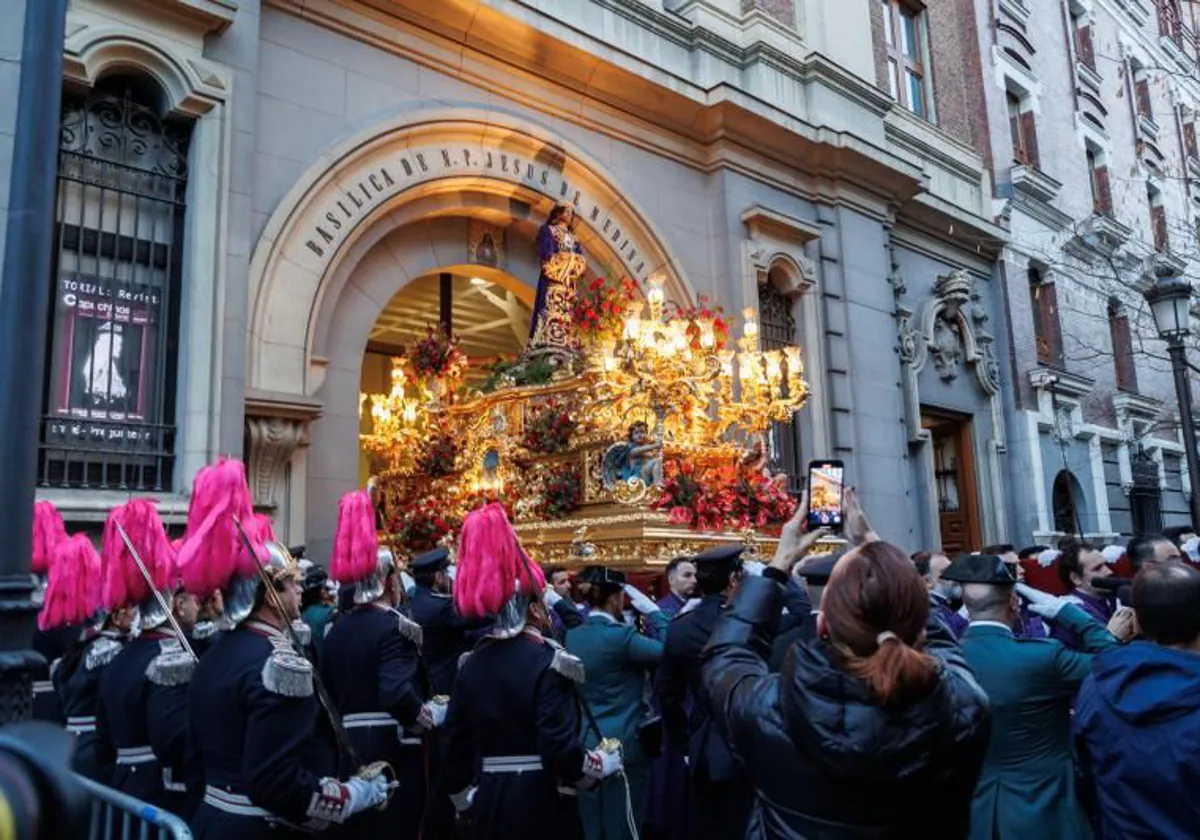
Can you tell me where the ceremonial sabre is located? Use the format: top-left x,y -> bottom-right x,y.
232,517 -> 397,802
114,521 -> 198,662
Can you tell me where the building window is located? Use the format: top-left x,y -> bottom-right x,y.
881,0 -> 930,120
1148,185 -> 1169,252
1052,470 -> 1084,536
1075,22 -> 1096,71
1130,446 -> 1164,534
1183,119 -> 1198,162
1108,300 -> 1138,393
1134,69 -> 1154,122
758,281 -> 803,492
39,75 -> 192,491
1007,91 -> 1040,168
1029,268 -> 1064,367
1087,148 -> 1112,215
1159,0 -> 1183,46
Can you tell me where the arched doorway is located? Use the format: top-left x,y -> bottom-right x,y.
1052,469 -> 1087,537
244,110 -> 693,556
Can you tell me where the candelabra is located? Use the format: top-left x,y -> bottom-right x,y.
359,361 -> 428,468
594,274 -> 808,450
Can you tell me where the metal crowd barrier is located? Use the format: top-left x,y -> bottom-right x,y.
73,775 -> 193,840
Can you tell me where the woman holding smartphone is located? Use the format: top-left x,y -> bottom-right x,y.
702,490 -> 991,839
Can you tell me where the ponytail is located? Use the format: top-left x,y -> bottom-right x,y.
845,633 -> 938,707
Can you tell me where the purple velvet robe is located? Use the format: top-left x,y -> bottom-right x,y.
1051,588 -> 1115,650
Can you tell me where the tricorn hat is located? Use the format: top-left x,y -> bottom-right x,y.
941,553 -> 1017,585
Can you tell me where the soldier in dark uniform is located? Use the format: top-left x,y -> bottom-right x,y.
768,551 -> 837,671
30,501 -> 72,724
42,533 -> 133,785
409,547 -> 489,696
177,461 -> 388,840
322,490 -> 438,840
95,501 -> 197,812
658,545 -> 765,840
439,503 -> 622,839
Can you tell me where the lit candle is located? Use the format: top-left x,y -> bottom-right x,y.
402,403 -> 417,424
719,351 -> 734,379
764,351 -> 783,382
742,307 -> 759,340
699,318 -> 715,348
624,315 -> 641,342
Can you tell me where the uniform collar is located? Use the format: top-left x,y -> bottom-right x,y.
589,611 -> 621,625
967,620 -> 1014,635
243,618 -> 286,639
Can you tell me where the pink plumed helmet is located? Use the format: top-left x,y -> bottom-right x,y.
101,499 -> 172,614
39,534 -> 102,631
330,491 -> 379,585
175,459 -> 265,596
32,501 -> 68,578
454,503 -> 544,621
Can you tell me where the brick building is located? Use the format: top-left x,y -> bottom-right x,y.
966,0 -> 1200,545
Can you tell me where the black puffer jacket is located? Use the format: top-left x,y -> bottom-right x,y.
702,576 -> 991,840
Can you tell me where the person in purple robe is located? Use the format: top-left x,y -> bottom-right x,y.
527,203 -> 586,360
913,550 -> 969,639
1052,541 -> 1116,650
988,543 -> 1049,639
643,557 -> 698,840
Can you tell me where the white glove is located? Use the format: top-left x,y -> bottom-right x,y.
743,560 -> 765,577
583,747 -> 623,780
623,584 -> 659,616
446,564 -> 458,581
1015,583 -> 1069,621
424,699 -> 448,728
343,775 -> 388,817
679,598 -> 702,616
544,585 -> 564,608
450,784 -> 476,813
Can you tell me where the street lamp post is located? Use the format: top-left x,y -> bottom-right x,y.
1143,274 -> 1200,532
0,0 -> 68,724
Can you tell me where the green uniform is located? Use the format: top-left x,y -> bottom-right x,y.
960,605 -> 1116,840
566,610 -> 669,840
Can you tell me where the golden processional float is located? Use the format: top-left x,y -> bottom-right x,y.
359,272 -> 810,571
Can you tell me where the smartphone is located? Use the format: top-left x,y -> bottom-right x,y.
805,459 -> 845,533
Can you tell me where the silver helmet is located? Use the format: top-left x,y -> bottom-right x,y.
221,540 -> 302,627
352,545 -> 397,605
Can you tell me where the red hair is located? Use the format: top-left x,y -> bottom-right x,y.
822,541 -> 938,706
330,491 -> 379,584
31,501 -> 68,576
101,499 -> 173,610
39,534 -> 102,631
454,503 -> 544,618
176,459 -> 264,595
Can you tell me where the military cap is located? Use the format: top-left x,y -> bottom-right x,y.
796,551 -> 843,585
410,546 -> 450,573
301,566 -> 329,594
941,553 -> 1016,585
692,543 -> 745,574
578,565 -> 627,588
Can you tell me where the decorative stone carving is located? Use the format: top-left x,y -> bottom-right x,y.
930,317 -> 963,381
246,416 -> 310,510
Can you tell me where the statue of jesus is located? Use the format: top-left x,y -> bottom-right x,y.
527,203 -> 587,361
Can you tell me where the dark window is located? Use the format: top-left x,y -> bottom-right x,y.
1053,470 -> 1083,537
1087,149 -> 1112,215
882,0 -> 929,119
1149,189 -> 1169,252
758,281 -> 802,493
1108,302 -> 1138,393
1029,269 -> 1064,367
39,76 -> 192,491
1130,446 -> 1163,534
1007,92 -> 1040,167
1184,121 -> 1198,161
1075,24 -> 1096,71
1159,0 -> 1183,46
1135,76 -> 1153,121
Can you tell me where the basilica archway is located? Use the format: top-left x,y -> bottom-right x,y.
245,109 -> 693,554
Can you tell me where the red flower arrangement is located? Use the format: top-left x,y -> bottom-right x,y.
538,464 -> 582,519
729,472 -> 797,531
522,399 -> 577,455
418,432 -> 458,478
652,460 -> 735,532
389,498 -> 452,553
666,293 -> 731,352
573,276 -> 641,343
411,325 -> 465,380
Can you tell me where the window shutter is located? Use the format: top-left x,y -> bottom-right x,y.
1076,26 -> 1096,71
1185,122 -> 1198,160
1038,282 -> 1064,367
1094,165 -> 1113,215
1111,314 -> 1138,392
1019,110 -> 1040,168
1152,204 -> 1169,252
1136,78 -> 1152,119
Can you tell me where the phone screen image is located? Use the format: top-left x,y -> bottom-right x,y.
806,461 -> 845,531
